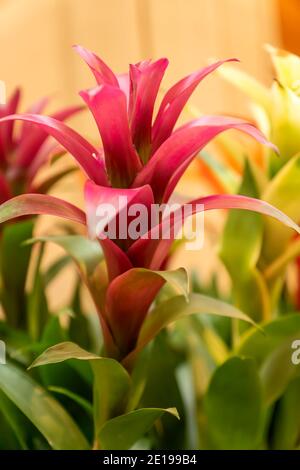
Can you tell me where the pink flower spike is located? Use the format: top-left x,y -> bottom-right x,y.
129,58 -> 169,162
80,86 -> 142,187
133,115 -> 278,203
84,180 -> 154,279
27,141 -> 65,183
0,193 -> 86,226
117,73 -> 130,105
18,95 -> 50,142
85,179 -> 154,242
0,114 -> 109,186
15,105 -> 84,168
151,59 -> 239,154
0,88 -> 21,155
128,194 -> 299,270
73,45 -> 119,87
97,236 -> 133,282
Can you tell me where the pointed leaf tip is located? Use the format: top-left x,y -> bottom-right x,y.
0,194 -> 86,226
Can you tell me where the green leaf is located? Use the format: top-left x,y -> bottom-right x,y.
189,315 -> 229,365
0,406 -> 23,449
29,341 -> 108,368
238,314 -> 300,364
262,154 -> 300,264
43,255 -> 71,285
238,315 -> 300,405
124,293 -> 256,368
41,314 -> 67,345
139,333 -> 186,449
271,377 -> 300,449
0,321 -> 31,365
26,243 -> 49,341
48,386 -> 93,416
269,83 -> 300,167
0,390 -> 29,449
0,220 -> 33,328
220,160 -> 267,321
98,408 -> 179,450
218,63 -> 271,111
29,341 -> 131,438
263,237 -> 300,281
0,362 -> 89,449
34,332 -> 94,404
266,44 -> 300,91
27,234 -> 105,310
69,281 -> 102,353
27,235 -> 103,278
126,346 -> 152,413
152,267 -> 189,300
204,357 -> 263,449
220,160 -> 262,277
259,340 -> 300,405
36,315 -> 84,391
92,359 -> 130,436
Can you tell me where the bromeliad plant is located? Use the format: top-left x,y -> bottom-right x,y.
0,45 -> 299,450
0,88 -> 82,201
0,89 -> 81,332
173,46 -> 300,450
213,46 -> 300,320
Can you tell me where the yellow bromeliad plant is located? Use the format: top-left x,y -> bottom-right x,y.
201,45 -> 300,322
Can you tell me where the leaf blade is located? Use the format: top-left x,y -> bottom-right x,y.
0,362 -> 89,449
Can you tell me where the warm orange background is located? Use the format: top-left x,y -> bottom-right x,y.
0,0 -> 282,122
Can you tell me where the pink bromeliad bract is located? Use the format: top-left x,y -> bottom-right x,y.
0,89 -> 82,203
0,46 -> 298,360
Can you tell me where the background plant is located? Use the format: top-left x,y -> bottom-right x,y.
172,45 -> 300,450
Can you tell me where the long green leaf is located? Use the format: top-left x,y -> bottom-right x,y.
0,220 -> 33,328
26,242 -> 49,341
0,390 -> 29,449
238,314 -> 300,404
262,154 -> 300,264
238,314 -> 300,364
264,237 -> 300,281
123,293 -> 256,368
259,340 -> 300,405
271,377 -> 300,449
0,362 -> 89,449
220,160 -> 269,321
98,408 -> 179,450
27,235 -> 103,277
27,234 -> 106,313
204,357 -> 263,449
29,341 -> 131,438
48,386 -> 93,416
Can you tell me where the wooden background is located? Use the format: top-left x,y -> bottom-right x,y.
0,0 -> 281,123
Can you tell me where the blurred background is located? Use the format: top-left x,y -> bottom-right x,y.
0,0 -> 288,118
0,0 -> 298,308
